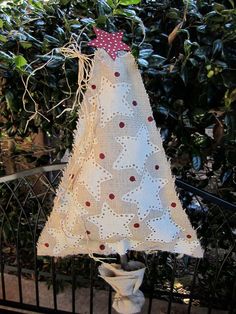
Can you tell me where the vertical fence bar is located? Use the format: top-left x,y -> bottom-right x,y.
0,251 -> 6,300
16,228 -> 23,304
167,256 -> 177,314
33,245 -> 40,307
51,257 -> 57,311
229,276 -> 236,314
147,254 -> 159,314
187,258 -> 201,314
71,257 -> 76,314
0,217 -> 6,301
108,286 -> 112,314
89,259 -> 94,314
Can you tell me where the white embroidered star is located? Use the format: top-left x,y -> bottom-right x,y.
173,239 -> 202,256
87,202 -> 134,240
77,150 -> 112,201
146,210 -> 181,243
48,227 -> 84,255
89,76 -> 133,127
122,171 -> 168,220
113,125 -> 160,174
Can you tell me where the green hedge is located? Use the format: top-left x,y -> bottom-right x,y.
0,0 -> 235,201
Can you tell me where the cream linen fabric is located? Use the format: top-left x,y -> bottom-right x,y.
99,261 -> 145,314
37,48 -> 204,258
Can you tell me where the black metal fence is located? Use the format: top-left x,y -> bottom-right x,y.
0,165 -> 235,314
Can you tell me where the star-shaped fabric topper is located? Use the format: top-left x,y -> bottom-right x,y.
88,28 -> 130,60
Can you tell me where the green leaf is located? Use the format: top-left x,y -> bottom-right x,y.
149,54 -> 166,66
224,88 -> 236,110
119,0 -> 141,5
113,8 -> 136,16
5,90 -> 17,112
139,48 -> 153,59
107,0 -> 115,8
0,34 -> 7,42
137,58 -> 149,68
0,51 -> 12,62
20,41 -> 32,49
96,15 -> 107,25
44,35 -> 60,45
0,19 -> 3,28
192,155 -> 202,171
14,55 -> 27,69
212,39 -> 223,56
60,0 -> 71,4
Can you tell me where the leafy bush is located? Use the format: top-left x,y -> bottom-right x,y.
0,0 -> 235,202
0,0 -> 235,309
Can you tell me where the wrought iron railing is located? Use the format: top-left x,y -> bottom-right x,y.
0,165 -> 235,314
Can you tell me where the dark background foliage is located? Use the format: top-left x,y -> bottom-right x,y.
0,0 -> 235,310
0,0 -> 235,204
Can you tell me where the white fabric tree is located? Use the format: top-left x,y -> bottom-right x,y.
37,28 -> 203,313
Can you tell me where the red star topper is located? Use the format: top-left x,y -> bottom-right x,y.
88,28 -> 130,60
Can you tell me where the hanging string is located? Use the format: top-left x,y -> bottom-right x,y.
48,37 -> 95,117
21,25 -> 94,131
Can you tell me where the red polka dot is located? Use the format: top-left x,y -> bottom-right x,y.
148,116 -> 154,122
155,165 -> 159,170
132,100 -> 137,106
99,244 -> 105,250
86,230 -> 91,235
114,72 -> 120,77
119,122 -> 125,128
85,201 -> 91,207
129,176 -> 136,182
99,153 -> 105,159
171,202 -> 177,208
134,223 -> 140,228
187,234 -> 192,239
91,84 -> 96,90
109,193 -> 115,200
44,243 -> 49,247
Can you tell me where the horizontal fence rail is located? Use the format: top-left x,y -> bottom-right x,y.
0,164 -> 235,314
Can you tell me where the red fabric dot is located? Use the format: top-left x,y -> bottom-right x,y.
44,243 -> 49,247
155,165 -> 159,170
129,176 -> 136,182
91,84 -> 96,90
187,234 -> 192,239
86,230 -> 91,235
114,72 -> 120,77
148,116 -> 154,122
134,223 -> 140,228
132,100 -> 137,106
99,153 -> 105,159
99,244 -> 105,250
85,201 -> 91,207
171,202 -> 177,208
109,193 -> 115,200
119,122 -> 125,128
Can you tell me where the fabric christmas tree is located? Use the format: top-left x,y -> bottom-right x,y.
37,28 -> 203,313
